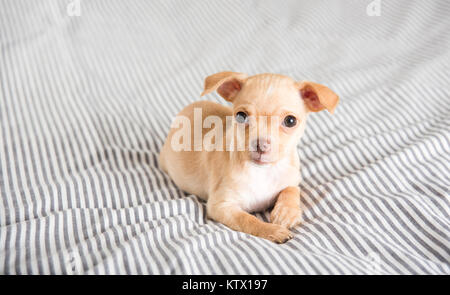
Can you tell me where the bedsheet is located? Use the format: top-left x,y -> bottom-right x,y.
0,0 -> 449,274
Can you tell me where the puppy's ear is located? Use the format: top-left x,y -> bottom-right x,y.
298,81 -> 339,114
201,71 -> 248,102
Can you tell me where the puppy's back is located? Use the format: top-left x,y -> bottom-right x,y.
159,100 -> 232,198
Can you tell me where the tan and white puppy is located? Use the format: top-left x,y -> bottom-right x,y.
159,72 -> 339,243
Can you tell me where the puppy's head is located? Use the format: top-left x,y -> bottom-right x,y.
201,71 -> 339,165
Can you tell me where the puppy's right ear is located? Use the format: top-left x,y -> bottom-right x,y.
201,71 -> 247,102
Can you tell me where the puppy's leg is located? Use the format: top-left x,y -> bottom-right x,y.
207,198 -> 292,243
270,186 -> 302,229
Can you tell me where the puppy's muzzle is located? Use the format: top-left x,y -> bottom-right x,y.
251,138 -> 271,154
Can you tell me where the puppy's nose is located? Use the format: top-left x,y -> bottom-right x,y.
252,138 -> 271,154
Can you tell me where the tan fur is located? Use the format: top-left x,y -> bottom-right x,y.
160,72 -> 339,243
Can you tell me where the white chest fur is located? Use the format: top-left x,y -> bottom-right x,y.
237,158 -> 300,213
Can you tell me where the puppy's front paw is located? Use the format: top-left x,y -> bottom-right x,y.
259,224 -> 293,244
270,205 -> 302,229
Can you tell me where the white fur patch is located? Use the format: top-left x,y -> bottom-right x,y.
238,157 -> 299,212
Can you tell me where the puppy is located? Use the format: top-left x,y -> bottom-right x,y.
159,72 -> 339,243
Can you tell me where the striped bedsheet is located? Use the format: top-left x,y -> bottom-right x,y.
0,0 -> 449,274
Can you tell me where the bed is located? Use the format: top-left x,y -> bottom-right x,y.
0,0 -> 449,274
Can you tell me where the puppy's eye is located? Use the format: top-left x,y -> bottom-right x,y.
283,115 -> 297,128
235,111 -> 248,124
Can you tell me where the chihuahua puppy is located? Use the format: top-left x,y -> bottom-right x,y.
159,72 -> 338,243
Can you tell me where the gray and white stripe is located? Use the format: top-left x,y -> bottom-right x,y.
0,0 -> 449,274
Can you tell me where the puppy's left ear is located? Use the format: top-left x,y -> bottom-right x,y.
298,81 -> 339,114
201,71 -> 248,102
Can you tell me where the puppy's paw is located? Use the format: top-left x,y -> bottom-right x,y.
259,224 -> 293,244
270,205 -> 302,229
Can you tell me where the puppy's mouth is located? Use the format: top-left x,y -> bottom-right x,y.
250,152 -> 275,165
